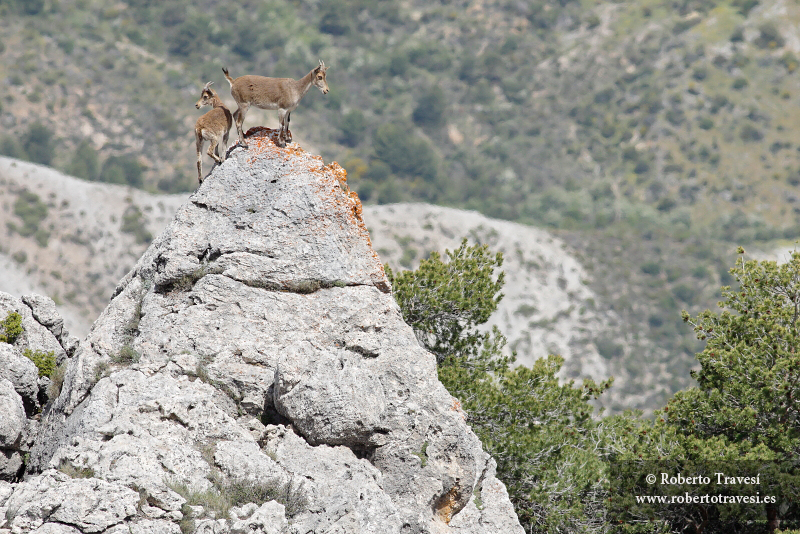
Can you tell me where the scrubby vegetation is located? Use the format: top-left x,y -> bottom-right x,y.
167,472 -> 307,522
8,190 -> 50,247
391,241 -> 800,533
23,349 -> 56,378
0,311 -> 23,344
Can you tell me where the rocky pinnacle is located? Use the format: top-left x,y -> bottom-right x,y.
12,129 -> 523,534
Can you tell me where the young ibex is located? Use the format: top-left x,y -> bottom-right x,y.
222,60 -> 329,149
194,82 -> 233,184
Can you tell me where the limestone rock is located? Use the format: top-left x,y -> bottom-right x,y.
22,295 -> 66,347
0,379 -> 24,450
0,293 -> 66,364
0,344 -> 38,414
0,450 -> 22,483
3,470 -> 139,533
29,130 -> 524,533
230,501 -> 287,534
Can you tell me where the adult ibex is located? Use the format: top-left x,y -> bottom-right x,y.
222,60 -> 329,148
194,82 -> 232,183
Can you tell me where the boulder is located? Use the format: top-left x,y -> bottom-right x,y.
2,470 -> 139,533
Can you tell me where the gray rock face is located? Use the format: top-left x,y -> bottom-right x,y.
0,379 -> 24,449
0,344 -> 38,414
0,293 -> 67,365
0,379 -> 25,481
29,130 -> 523,533
2,470 -> 139,533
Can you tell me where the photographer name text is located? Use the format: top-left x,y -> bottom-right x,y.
660,473 -> 760,485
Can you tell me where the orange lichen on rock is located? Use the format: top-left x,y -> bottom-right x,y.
235,129 -> 388,284
434,485 -> 463,525
325,161 -> 350,193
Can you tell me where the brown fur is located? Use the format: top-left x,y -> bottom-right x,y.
222,60 -> 329,148
194,82 -> 233,184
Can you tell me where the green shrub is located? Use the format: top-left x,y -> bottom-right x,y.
48,363 -> 66,399
388,52 -> 409,77
697,116 -> 714,130
596,336 -> 624,359
100,154 -> 144,187
732,0 -> 759,15
673,283 -> 696,304
167,475 -> 307,519
373,124 -> 438,182
111,344 -> 140,364
413,86 -> 446,129
408,42 -> 453,72
740,123 -> 763,142
168,13 -> 211,57
337,110 -> 366,147
318,0 -> 351,35
0,312 -> 23,343
754,22 -> 784,49
640,261 -> 661,275
23,349 -> 56,378
120,205 -> 153,244
21,122 -> 55,166
66,140 -> 100,181
732,77 -> 748,90
57,459 -> 95,479
12,190 -> 49,240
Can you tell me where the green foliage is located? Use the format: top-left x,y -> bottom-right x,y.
318,0 -> 351,36
100,155 -> 144,187
167,474 -> 307,520
386,239 -> 504,363
0,135 -> 24,159
754,22 -> 785,49
167,13 -> 212,57
48,363 -> 66,399
23,349 -> 56,378
372,123 -> 438,183
0,0 -> 45,16
679,249 -> 800,458
120,205 -> 153,244
661,249 -> 800,529
337,110 -> 366,147
390,239 -> 615,532
440,353 -> 613,532
66,140 -> 100,181
412,86 -> 446,129
10,190 -> 49,246
0,311 -> 23,344
57,459 -> 95,479
21,122 -> 55,166
111,344 -> 140,364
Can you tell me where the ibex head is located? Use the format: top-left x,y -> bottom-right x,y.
313,59 -> 330,95
195,81 -> 217,109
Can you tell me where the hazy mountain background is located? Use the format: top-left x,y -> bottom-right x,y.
1,0 -> 798,411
